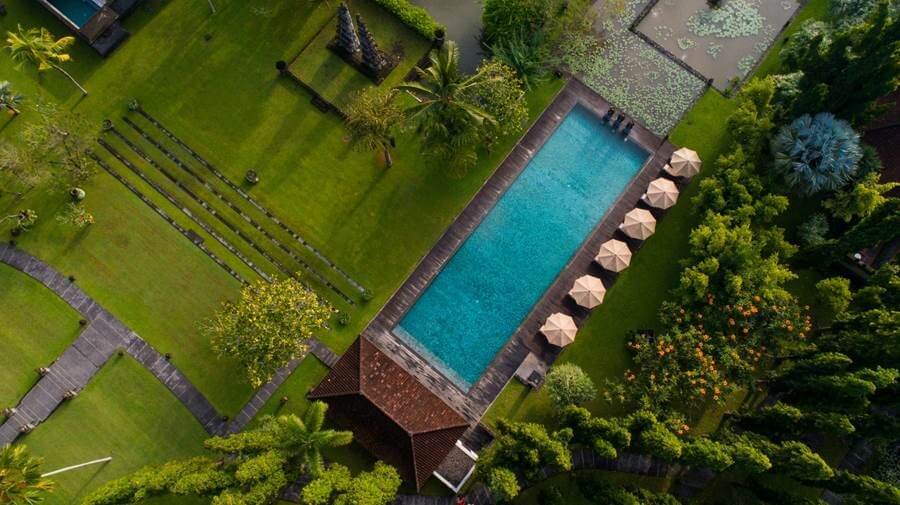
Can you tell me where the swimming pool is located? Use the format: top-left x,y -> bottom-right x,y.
49,0 -> 100,28
394,105 -> 650,389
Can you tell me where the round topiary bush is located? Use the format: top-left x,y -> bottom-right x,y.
543,362 -> 596,408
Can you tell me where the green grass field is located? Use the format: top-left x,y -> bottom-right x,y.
0,264 -> 81,409
20,356 -> 210,505
0,0 -> 560,418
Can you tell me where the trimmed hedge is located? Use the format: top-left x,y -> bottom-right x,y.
372,0 -> 445,40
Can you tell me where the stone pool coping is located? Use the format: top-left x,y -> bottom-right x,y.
361,78 -> 675,423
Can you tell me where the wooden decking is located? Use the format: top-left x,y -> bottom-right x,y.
362,78 -> 675,424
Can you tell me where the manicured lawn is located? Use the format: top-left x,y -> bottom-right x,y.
1,0 -> 562,412
19,355 -> 209,505
7,172 -> 252,415
289,0 -> 432,109
0,264 -> 81,409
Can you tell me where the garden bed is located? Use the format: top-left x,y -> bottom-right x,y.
287,0 -> 432,111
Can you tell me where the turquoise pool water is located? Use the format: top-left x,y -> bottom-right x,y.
394,105 -> 649,389
49,0 -> 99,28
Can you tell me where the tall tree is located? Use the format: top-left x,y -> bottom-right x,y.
396,41 -> 497,172
205,404 -> 352,477
85,409 -> 358,505
5,25 -> 87,95
0,101 -> 97,192
0,444 -> 55,505
301,462 -> 400,505
344,87 -> 402,168
781,1 -> 900,123
202,277 -> 332,387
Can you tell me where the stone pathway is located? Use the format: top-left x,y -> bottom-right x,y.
0,243 -> 226,440
308,339 -> 340,368
224,359 -> 301,434
1,242 -> 346,443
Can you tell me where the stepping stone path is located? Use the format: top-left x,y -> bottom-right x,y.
0,243 -> 227,441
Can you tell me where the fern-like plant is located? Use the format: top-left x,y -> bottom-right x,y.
771,112 -> 862,195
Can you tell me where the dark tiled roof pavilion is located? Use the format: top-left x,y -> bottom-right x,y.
308,337 -> 469,489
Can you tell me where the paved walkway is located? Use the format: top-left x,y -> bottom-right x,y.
0,243 -> 227,440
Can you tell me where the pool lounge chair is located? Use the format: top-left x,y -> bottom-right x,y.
601,108 -> 615,123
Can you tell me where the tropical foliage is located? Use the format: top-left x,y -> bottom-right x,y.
204,404 -> 352,477
0,101 -> 97,192
84,407 -> 355,505
5,25 -> 86,95
463,59 -> 529,139
477,419 -> 572,499
202,277 -> 332,387
396,41 -> 503,173
824,171 -> 899,222
345,88 -> 404,168
489,30 -> 548,90
779,0 -> 900,123
0,445 -> 54,505
771,112 -> 862,195
300,462 -> 400,505
482,0 -> 557,45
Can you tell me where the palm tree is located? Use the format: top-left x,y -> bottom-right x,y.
396,40 -> 496,131
5,25 -> 87,95
0,81 -> 23,116
270,403 -> 352,476
204,402 -> 352,477
345,88 -> 404,168
0,444 -> 55,505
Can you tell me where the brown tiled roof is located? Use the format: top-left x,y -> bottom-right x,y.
309,337 -> 469,489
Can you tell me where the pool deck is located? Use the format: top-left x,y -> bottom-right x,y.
362,78 -> 675,424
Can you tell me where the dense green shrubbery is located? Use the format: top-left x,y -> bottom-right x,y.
543,363 -> 597,408
371,0 -> 444,40
482,0 -> 556,45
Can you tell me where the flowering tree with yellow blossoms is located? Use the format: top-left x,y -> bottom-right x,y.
203,278 -> 333,387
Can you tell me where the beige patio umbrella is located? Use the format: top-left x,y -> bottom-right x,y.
568,275 -> 606,309
619,208 -> 656,240
595,239 -> 632,272
540,312 -> 578,347
665,147 -> 702,177
643,177 -> 679,209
